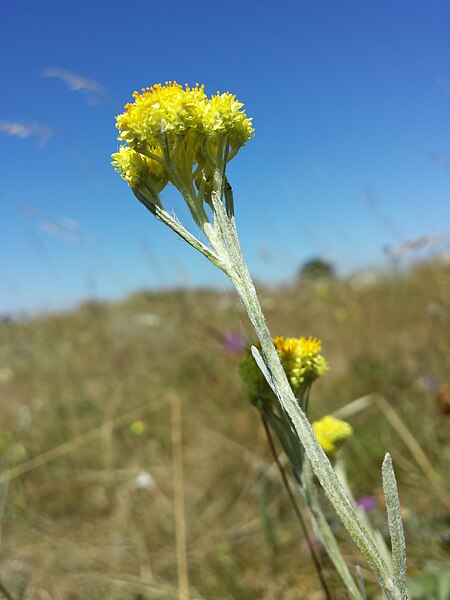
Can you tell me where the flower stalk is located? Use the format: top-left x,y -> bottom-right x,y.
112,82 -> 407,599
213,209 -> 403,600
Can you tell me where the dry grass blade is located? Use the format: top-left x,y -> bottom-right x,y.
170,391 -> 190,600
333,392 -> 450,511
0,397 -> 165,485
373,394 -> 450,511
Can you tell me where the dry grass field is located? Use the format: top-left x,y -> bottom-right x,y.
0,260 -> 449,599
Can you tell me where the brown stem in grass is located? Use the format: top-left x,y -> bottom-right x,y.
261,415 -> 333,600
171,392 -> 190,600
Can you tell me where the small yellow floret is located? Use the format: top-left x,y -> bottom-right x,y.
312,416 -> 353,459
273,336 -> 322,359
299,336 -> 322,356
273,336 -> 302,356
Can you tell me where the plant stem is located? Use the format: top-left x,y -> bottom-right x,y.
261,415 -> 333,600
171,393 -> 190,600
301,460 -> 363,600
214,208 -> 403,600
139,179 -> 406,600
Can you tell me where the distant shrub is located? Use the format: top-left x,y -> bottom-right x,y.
299,258 -> 335,280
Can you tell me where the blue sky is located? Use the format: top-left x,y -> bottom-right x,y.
1,0 -> 449,315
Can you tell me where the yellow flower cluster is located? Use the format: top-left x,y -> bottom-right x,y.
112,82 -> 254,200
312,415 -> 353,460
117,83 -> 208,145
240,335 -> 328,406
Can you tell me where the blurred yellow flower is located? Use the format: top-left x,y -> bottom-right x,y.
129,420 -> 147,436
312,415 -> 352,460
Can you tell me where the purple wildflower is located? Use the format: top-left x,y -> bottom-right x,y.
356,495 -> 376,512
223,332 -> 246,354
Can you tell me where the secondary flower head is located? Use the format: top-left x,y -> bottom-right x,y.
202,92 -> 255,154
240,335 -> 328,407
312,415 -> 353,460
112,146 -> 168,195
113,82 -> 253,204
273,336 -> 328,387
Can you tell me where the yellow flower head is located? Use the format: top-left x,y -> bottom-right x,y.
112,145 -> 168,194
240,335 -> 328,406
312,415 -> 353,460
298,336 -> 329,381
272,336 -> 305,388
113,82 -> 254,200
116,82 -> 207,148
203,92 -> 255,152
273,336 -> 328,387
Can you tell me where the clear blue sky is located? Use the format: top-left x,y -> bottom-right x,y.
1,0 -> 449,315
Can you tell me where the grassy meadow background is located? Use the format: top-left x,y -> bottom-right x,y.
0,258 -> 449,599
1,2 -> 449,598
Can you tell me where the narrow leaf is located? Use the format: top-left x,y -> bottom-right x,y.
382,453 -> 407,598
356,566 -> 368,600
